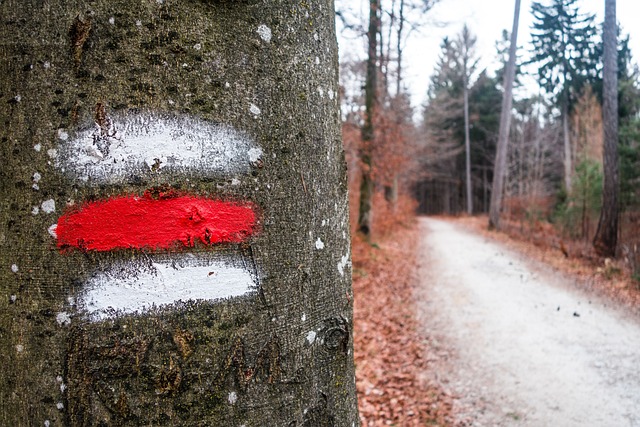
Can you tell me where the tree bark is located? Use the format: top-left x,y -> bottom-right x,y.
489,0 -> 521,229
593,0 -> 619,257
463,71 -> 473,215
396,0 -> 405,98
458,25 -> 477,216
358,0 -> 379,236
563,101 -> 573,192
0,1 -> 358,426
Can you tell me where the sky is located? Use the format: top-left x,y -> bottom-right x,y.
338,0 -> 640,108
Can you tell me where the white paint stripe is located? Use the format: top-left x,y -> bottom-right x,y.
75,254 -> 256,321
56,112 -> 262,183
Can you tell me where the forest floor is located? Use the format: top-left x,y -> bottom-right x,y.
352,223 -> 456,426
353,215 -> 640,426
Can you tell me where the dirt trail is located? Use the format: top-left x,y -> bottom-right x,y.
418,218 -> 640,427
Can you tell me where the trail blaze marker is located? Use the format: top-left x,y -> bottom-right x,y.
56,194 -> 257,252
54,112 -> 263,320
75,254 -> 256,321
55,112 -> 263,184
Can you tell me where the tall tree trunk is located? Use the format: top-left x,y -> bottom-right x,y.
0,2 -> 358,426
444,183 -> 451,215
562,39 -> 571,193
489,0 -> 520,229
594,0 -> 619,257
482,167 -> 488,212
384,0 -> 406,210
563,101 -> 573,193
358,0 -> 379,236
463,62 -> 473,215
396,0 -> 406,98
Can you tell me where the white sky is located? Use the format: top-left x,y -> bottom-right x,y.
338,0 -> 640,108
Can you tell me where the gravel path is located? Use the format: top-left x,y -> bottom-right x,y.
417,218 -> 640,427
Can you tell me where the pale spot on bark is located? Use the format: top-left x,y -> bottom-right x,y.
306,330 -> 316,344
228,391 -> 238,404
41,199 -> 55,213
249,104 -> 261,116
257,25 -> 272,42
56,312 -> 71,326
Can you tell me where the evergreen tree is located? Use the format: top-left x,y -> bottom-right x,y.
471,71 -> 503,213
591,24 -> 640,220
421,29 -> 500,214
529,0 -> 598,192
422,36 -> 466,214
494,29 -> 523,91
428,37 -> 464,99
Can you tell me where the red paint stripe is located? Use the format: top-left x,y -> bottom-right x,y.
56,194 -> 257,252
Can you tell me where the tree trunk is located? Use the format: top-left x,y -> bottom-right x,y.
463,63 -> 473,215
563,95 -> 573,193
483,167 -> 488,213
488,0 -> 520,229
385,0 -> 405,212
358,0 -> 379,236
594,0 -> 619,257
396,0 -> 405,98
444,183 -> 451,215
0,2 -> 358,426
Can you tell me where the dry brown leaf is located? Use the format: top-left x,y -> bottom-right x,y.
353,223 -> 455,426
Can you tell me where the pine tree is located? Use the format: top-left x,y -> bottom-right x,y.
421,29 -> 500,215
529,0 -> 597,193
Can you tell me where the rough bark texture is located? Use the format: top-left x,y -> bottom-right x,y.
0,1 -> 358,426
489,0 -> 520,230
461,27 -> 473,215
463,74 -> 472,215
593,0 -> 619,257
563,102 -> 573,192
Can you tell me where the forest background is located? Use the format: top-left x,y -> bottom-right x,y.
338,1 -> 640,423
337,0 -> 639,270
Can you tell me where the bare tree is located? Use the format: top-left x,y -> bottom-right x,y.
460,25 -> 477,214
358,0 -> 380,236
489,0 -> 521,229
529,0 -> 597,194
